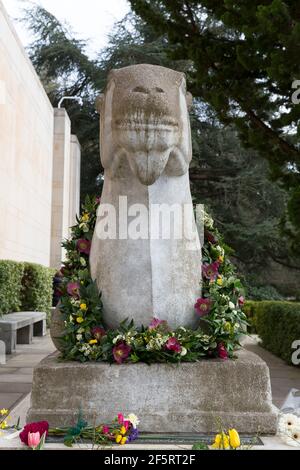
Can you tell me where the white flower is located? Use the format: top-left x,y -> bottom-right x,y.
113,335 -> 124,344
281,425 -> 300,447
228,301 -> 235,310
180,347 -> 187,357
278,413 -> 300,433
76,334 -> 83,341
127,413 -> 140,429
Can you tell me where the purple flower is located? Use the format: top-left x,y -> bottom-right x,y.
148,318 -> 168,330
202,261 -> 220,281
91,326 -> 106,341
113,342 -> 131,364
67,281 -> 80,298
217,343 -> 228,360
127,427 -> 139,442
76,239 -> 91,255
194,298 -> 212,316
204,229 -> 217,245
165,337 -> 182,353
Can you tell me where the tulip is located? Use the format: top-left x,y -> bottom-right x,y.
28,431 -> 41,449
229,428 -> 241,449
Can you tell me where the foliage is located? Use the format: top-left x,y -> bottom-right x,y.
129,0 -> 300,246
0,261 -> 24,315
57,196 -> 247,363
246,284 -> 284,301
21,263 -> 54,316
21,3 -> 300,295
246,300 -> 300,365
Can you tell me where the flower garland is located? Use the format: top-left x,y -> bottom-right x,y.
56,196 -> 247,363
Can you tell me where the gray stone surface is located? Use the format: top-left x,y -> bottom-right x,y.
90,64 -> 202,329
0,312 -> 47,354
27,349 -> 278,433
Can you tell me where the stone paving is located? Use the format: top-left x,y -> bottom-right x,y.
0,334 -> 55,410
0,333 -> 299,414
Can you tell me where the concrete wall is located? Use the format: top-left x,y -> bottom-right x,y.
69,135 -> 81,228
0,2 -> 81,269
0,1 -> 54,266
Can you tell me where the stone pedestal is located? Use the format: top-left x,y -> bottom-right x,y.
27,349 -> 278,434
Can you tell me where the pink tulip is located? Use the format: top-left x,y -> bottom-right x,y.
27,431 -> 41,449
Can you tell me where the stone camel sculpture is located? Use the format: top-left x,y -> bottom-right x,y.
90,64 -> 202,329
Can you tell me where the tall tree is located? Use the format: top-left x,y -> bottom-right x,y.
22,4 -> 300,296
129,0 -> 300,248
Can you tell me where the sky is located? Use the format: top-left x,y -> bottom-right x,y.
2,0 -> 130,56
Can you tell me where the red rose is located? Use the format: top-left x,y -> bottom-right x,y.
20,421 -> 49,446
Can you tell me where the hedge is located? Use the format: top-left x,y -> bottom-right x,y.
21,263 -> 54,315
0,260 -> 54,317
0,260 -> 24,315
245,300 -> 300,366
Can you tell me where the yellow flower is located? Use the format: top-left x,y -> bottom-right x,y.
211,432 -> 230,449
217,277 -> 223,286
218,256 -> 224,263
81,213 -> 89,222
121,437 -> 127,445
0,409 -> 8,416
120,425 -> 127,436
0,420 -> 8,430
76,317 -> 84,324
80,303 -> 87,311
115,434 -> 122,444
228,428 -> 240,449
89,339 -> 97,345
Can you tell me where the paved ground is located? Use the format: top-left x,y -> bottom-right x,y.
242,335 -> 300,408
0,334 -> 55,410
0,333 -> 299,413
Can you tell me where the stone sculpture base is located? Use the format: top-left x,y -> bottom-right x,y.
27,349 -> 278,434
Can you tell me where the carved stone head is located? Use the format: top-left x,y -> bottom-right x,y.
97,64 -> 193,185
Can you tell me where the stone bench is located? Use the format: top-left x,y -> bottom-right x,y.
0,312 -> 47,354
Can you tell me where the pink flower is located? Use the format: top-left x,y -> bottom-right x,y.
238,296 -> 245,306
194,298 -> 212,316
102,426 -> 110,434
92,326 -> 106,341
20,421 -> 49,446
76,239 -> 91,255
113,342 -> 131,364
148,318 -> 168,330
67,281 -> 80,298
217,343 -> 228,360
202,261 -> 220,280
27,432 -> 41,449
165,337 -> 182,353
118,413 -> 124,425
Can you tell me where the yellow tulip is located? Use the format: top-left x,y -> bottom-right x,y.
80,303 -> 87,311
211,432 -> 230,449
121,437 -> 127,445
229,428 -> 240,449
89,339 -> 97,345
120,425 -> 126,436
115,434 -> 122,444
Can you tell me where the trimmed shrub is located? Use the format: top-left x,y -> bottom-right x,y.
247,300 -> 300,366
0,260 -> 24,315
21,263 -> 54,315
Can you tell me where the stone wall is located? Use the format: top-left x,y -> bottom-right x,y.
0,1 -> 81,269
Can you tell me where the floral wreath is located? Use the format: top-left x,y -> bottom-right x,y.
57,196 -> 247,363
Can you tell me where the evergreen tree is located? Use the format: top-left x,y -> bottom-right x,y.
129,0 -> 300,247
21,4 -> 300,296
